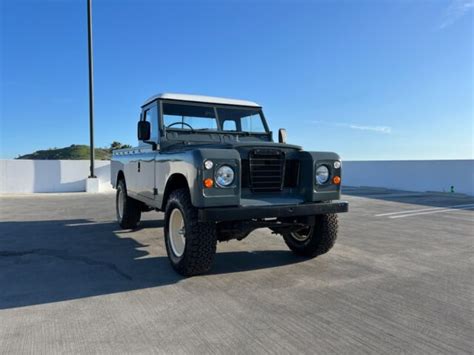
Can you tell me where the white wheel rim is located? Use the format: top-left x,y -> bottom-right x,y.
118,188 -> 125,220
169,208 -> 186,257
291,226 -> 313,242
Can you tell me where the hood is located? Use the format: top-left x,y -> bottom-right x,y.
221,141 -> 302,151
162,140 -> 302,152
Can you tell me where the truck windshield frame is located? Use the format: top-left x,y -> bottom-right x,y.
159,100 -> 270,135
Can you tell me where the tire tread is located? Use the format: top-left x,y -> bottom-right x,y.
283,214 -> 338,257
165,189 -> 216,276
116,179 -> 141,229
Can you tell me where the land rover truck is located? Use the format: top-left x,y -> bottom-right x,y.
111,93 -> 348,276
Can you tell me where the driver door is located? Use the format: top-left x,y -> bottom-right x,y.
137,104 -> 159,201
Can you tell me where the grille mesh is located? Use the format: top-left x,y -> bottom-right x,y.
249,150 -> 285,192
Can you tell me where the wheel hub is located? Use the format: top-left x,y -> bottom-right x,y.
118,188 -> 125,219
169,208 -> 186,257
290,226 -> 313,242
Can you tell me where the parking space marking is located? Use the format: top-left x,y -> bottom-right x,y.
388,206 -> 474,219
375,203 -> 474,217
66,221 -> 112,227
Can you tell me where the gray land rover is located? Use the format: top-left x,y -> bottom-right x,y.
111,93 -> 348,276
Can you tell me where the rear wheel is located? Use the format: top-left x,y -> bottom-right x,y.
164,188 -> 217,276
282,214 -> 338,257
116,179 -> 141,229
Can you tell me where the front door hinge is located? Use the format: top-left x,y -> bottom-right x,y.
153,188 -> 158,196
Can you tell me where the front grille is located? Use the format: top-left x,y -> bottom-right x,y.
284,159 -> 300,188
248,149 -> 285,192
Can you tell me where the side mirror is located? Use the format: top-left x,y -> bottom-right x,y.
137,121 -> 151,141
278,128 -> 287,144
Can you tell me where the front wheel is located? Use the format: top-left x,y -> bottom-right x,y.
164,189 -> 217,276
282,214 -> 338,257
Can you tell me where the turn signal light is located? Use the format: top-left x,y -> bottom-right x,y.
332,176 -> 341,185
203,178 -> 214,188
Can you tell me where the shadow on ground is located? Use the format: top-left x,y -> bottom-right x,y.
0,219 -> 304,309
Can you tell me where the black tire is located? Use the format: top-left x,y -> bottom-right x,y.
164,188 -> 217,276
282,214 -> 338,257
116,179 -> 141,229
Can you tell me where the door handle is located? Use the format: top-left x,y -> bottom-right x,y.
138,162 -> 141,172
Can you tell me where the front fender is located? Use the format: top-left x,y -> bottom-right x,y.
192,148 -> 241,208
299,151 -> 342,202
157,148 -> 241,209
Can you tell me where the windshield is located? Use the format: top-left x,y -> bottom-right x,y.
217,107 -> 266,133
162,102 -> 267,133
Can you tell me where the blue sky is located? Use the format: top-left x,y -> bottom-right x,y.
1,0 -> 473,160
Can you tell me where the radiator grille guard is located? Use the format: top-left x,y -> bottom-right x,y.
248,149 -> 285,192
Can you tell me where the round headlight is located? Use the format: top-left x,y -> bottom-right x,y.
204,160 -> 214,170
333,161 -> 341,169
315,165 -> 330,185
215,165 -> 235,187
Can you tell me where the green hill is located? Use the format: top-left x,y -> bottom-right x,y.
16,142 -> 131,160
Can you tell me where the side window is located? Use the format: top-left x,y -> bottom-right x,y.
143,105 -> 159,143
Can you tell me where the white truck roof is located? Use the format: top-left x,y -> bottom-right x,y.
142,93 -> 261,108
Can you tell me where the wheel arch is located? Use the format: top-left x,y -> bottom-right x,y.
161,173 -> 191,210
116,170 -> 125,187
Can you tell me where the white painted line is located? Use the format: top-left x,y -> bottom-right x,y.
389,206 -> 474,219
375,203 -> 474,217
66,221 -> 111,227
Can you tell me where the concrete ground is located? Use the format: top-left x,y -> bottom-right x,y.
0,189 -> 473,354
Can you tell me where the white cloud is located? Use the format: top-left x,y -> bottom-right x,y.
439,0 -> 474,29
347,124 -> 392,134
308,120 -> 392,134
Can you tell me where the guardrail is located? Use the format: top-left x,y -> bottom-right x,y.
0,160 -> 113,193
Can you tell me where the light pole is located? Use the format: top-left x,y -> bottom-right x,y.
87,0 -> 96,178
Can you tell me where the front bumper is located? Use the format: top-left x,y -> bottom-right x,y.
198,201 -> 348,222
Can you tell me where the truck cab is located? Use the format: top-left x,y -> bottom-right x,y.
111,93 -> 348,276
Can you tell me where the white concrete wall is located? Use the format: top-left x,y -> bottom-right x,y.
1,159 -> 473,195
343,160 -> 474,196
0,160 -> 113,193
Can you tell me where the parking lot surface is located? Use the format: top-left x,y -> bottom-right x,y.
0,189 -> 473,354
